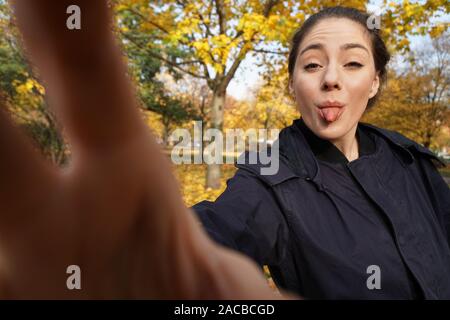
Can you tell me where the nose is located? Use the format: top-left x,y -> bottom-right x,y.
321,63 -> 341,91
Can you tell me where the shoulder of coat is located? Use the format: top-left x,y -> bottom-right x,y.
234,148 -> 301,186
359,122 -> 445,168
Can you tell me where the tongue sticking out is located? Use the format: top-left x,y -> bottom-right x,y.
319,107 -> 342,122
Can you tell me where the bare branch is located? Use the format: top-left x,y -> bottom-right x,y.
252,48 -> 288,55
214,0 -> 226,34
263,0 -> 279,17
222,43 -> 249,89
200,61 -> 212,81
175,59 -> 204,66
195,6 -> 215,38
120,32 -> 208,80
225,0 -> 280,84
121,7 -> 170,34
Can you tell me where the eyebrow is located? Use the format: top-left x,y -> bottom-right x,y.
299,42 -> 370,56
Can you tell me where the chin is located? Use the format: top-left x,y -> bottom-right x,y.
316,129 -> 346,141
308,117 -> 353,141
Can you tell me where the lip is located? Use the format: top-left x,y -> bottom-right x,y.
317,101 -> 345,108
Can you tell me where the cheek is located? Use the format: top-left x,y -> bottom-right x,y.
293,75 -> 318,103
343,75 -> 375,121
345,75 -> 374,103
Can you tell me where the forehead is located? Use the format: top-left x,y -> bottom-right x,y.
300,18 -> 372,53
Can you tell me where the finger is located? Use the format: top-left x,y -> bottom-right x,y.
0,99 -> 57,221
9,0 -> 147,154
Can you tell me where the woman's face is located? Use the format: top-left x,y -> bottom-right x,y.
290,18 -> 380,140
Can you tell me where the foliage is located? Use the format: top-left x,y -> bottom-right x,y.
363,32 -> 449,149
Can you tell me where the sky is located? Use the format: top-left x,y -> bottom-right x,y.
227,54 -> 263,101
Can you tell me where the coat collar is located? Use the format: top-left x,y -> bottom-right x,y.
295,117 -> 376,165
236,118 -> 444,187
277,117 -> 445,188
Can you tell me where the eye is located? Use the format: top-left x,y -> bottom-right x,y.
304,63 -> 321,71
345,61 -> 363,68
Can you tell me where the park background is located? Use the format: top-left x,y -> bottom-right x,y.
0,0 -> 450,292
0,0 -> 449,290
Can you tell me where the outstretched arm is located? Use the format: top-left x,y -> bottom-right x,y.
0,0 -> 295,299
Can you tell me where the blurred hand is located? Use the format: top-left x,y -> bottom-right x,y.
0,0 -> 288,299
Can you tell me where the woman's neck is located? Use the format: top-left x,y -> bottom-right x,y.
329,126 -> 359,162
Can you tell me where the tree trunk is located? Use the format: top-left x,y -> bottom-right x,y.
423,130 -> 432,149
206,89 -> 225,189
162,117 -> 170,147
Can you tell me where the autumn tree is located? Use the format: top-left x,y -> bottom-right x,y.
363,31 -> 449,149
411,32 -> 449,148
155,73 -> 214,159
112,0 -> 448,188
113,0 -> 313,188
2,0 -> 448,183
117,9 -> 198,146
225,67 -> 299,131
0,1 -> 67,165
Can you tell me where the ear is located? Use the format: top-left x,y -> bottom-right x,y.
368,71 -> 380,99
288,78 -> 294,96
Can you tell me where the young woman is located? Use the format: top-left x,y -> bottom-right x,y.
192,7 -> 450,299
0,2 -> 448,299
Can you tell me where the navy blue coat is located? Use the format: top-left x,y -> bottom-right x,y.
192,118 -> 450,299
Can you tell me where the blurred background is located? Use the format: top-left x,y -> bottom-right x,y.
0,0 -> 448,204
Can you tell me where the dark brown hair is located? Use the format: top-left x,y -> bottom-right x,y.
288,6 -> 390,109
